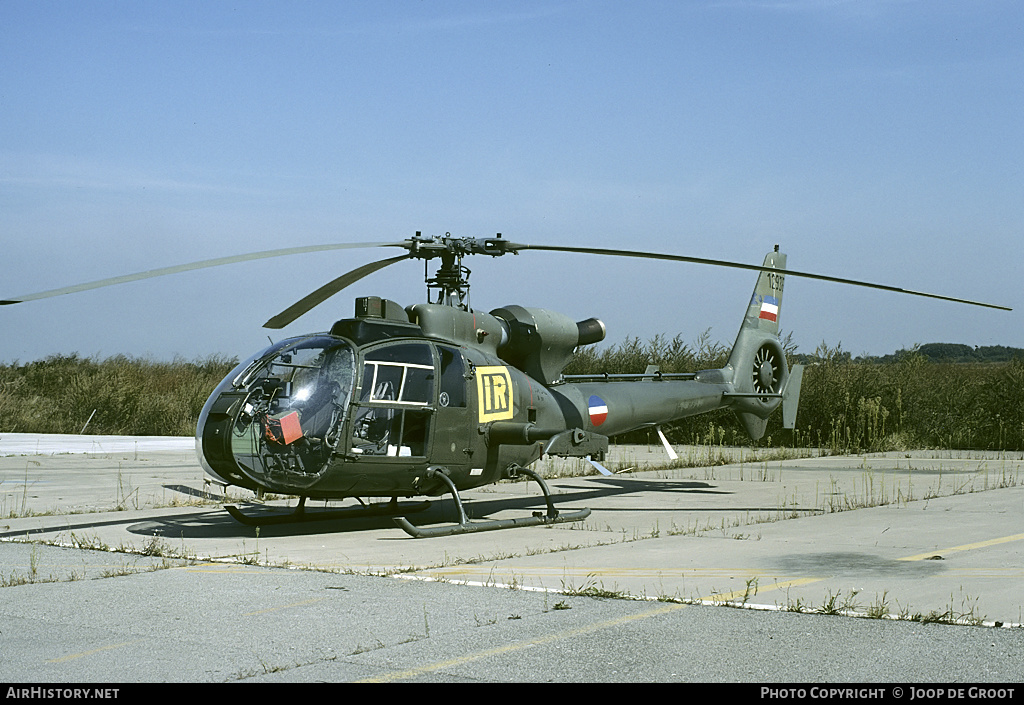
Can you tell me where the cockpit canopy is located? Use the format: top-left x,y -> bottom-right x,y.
196,333 -> 469,493
196,335 -> 356,489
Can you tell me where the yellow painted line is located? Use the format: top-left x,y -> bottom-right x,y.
47,641 -> 140,664
355,602 -> 688,683
243,597 -> 327,617
706,577 -> 823,603
899,532 -> 1024,562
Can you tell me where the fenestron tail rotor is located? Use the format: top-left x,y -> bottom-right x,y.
752,343 -> 782,399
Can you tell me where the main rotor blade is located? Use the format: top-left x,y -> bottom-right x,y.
263,254 -> 411,329
515,244 -> 1011,311
0,241 -> 406,305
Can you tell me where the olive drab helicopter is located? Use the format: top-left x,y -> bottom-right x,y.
2,234 -> 1010,537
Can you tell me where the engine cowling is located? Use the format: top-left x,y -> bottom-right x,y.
490,305 -> 605,383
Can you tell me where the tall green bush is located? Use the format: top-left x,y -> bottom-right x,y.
0,354 -> 237,436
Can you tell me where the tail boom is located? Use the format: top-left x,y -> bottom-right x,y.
549,248 -> 794,443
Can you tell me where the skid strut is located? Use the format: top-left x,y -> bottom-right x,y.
394,466 -> 591,538
225,496 -> 430,527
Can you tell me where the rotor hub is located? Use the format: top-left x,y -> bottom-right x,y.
410,233 -> 522,308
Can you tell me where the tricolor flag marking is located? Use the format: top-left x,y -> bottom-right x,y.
588,395 -> 608,427
759,295 -> 779,322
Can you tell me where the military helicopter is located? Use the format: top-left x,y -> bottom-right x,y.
2,233 -> 1010,537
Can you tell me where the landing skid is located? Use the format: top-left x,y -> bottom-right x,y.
395,466 -> 591,538
225,496 -> 431,527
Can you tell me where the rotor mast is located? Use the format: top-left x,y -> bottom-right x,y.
412,232 -> 516,309
425,246 -> 472,308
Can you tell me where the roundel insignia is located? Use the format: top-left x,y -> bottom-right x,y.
588,395 -> 608,426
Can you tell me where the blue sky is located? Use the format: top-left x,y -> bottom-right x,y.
2,0 -> 1022,364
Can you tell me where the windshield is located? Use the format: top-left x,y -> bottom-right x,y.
197,335 -> 356,489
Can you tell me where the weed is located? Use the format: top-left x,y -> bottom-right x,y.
69,532 -> 109,552
114,466 -> 139,511
740,577 -> 758,605
865,592 -> 890,619
1,570 -> 32,587
817,589 -> 860,616
99,564 -> 141,579
782,587 -> 809,613
350,639 -> 385,655
560,574 -> 630,599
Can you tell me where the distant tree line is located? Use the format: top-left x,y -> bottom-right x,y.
854,343 -> 1024,365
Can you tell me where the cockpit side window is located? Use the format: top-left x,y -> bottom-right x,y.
438,346 -> 466,408
362,343 -> 434,404
364,343 -> 432,366
352,343 -> 435,457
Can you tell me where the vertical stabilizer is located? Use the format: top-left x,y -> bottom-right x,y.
727,247 -> 789,440
741,247 -> 785,338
